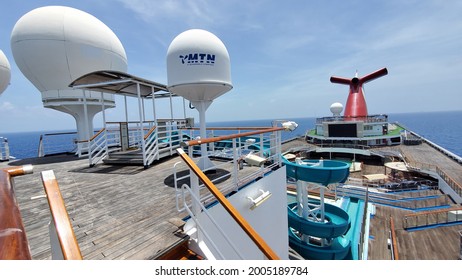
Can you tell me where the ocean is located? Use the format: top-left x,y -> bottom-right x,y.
2,110 -> 461,160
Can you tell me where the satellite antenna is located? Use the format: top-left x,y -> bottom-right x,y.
0,50 -> 11,95
330,102 -> 343,117
11,6 -> 127,152
167,29 -> 232,170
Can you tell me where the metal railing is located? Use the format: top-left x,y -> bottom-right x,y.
315,114 -> 389,124
436,166 -> 462,199
86,128 -> 110,167
176,147 -> 280,260
403,207 -> 462,229
335,185 -> 448,210
37,132 -> 79,157
175,128 -> 282,211
173,126 -> 287,259
0,137 -> 9,161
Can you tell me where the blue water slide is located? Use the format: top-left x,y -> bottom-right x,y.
288,202 -> 350,239
282,157 -> 350,185
289,229 -> 351,260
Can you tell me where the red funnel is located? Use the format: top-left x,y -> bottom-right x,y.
330,68 -> 388,119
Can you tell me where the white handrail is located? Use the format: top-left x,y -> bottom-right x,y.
180,183 -> 245,259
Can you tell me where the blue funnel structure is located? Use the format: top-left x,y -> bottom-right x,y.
283,157 -> 351,259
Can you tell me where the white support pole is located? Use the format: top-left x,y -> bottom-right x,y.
137,82 -> 147,168
232,138 -> 238,190
151,86 -> 157,122
169,91 -> 174,120
141,96 -> 146,122
320,186 -> 325,222
183,97 -> 186,119
191,100 -> 214,170
296,179 -> 310,243
49,220 -> 64,260
190,171 -> 202,241
101,92 -> 108,155
83,91 -> 92,166
124,95 -> 129,123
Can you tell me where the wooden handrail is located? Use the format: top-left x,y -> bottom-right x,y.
182,127 -> 283,147
0,165 -> 34,260
186,126 -> 273,131
41,170 -> 82,260
403,206 -> 462,218
436,166 -> 462,190
389,216 -> 399,260
144,126 -> 157,140
176,148 -> 280,260
75,128 -> 105,143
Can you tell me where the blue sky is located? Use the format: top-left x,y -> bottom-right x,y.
0,0 -> 461,133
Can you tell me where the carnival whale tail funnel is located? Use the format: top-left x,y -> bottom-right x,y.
330,68 -> 388,118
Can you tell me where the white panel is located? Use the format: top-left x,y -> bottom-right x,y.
197,167 -> 289,259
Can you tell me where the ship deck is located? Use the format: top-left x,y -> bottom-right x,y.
368,142 -> 462,259
1,153 -> 261,260
3,138 -> 462,260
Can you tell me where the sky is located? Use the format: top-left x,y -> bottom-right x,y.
0,0 -> 461,133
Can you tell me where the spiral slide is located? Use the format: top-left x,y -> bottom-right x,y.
283,157 -> 352,259
288,201 -> 351,260
283,158 -> 350,186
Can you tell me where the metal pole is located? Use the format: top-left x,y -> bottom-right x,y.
136,82 -> 147,168
141,97 -> 146,122
83,90 -> 92,166
124,95 -> 128,123
151,86 -> 157,121
183,97 -> 186,119
101,92 -> 108,155
169,91 -> 174,120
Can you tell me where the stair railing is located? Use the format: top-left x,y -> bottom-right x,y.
85,128 -> 108,167
144,125 -> 159,166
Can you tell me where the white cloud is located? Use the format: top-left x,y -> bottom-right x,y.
0,101 -> 15,111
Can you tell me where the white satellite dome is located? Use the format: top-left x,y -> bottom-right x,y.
0,49 -> 11,95
166,29 -> 232,102
330,102 -> 343,116
10,6 -> 128,145
10,5 -> 127,100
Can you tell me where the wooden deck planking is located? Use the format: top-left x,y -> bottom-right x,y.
0,154 -> 200,259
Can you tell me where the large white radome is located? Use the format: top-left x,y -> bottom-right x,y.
330,102 -> 344,116
167,29 -> 232,102
10,6 -> 128,143
0,49 -> 11,95
10,5 -> 127,99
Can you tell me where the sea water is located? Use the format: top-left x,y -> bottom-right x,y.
2,111 -> 461,160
